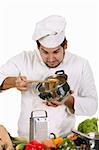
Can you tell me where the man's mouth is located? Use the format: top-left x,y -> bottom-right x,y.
45,61 -> 60,68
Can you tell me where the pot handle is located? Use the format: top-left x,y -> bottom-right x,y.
55,70 -> 65,75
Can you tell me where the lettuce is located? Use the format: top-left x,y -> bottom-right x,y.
78,118 -> 98,133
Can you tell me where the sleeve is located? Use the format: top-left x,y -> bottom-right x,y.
0,54 -> 22,89
74,60 -> 98,116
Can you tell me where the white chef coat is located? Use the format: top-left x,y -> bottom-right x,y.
0,49 -> 98,138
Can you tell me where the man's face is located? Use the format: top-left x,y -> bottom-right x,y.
39,44 -> 65,68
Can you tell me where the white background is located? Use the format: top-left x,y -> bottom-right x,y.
0,0 -> 99,136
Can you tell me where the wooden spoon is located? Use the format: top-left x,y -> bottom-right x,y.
28,78 -> 58,84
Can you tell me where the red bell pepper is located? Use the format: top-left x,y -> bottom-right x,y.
25,143 -> 37,150
25,140 -> 44,150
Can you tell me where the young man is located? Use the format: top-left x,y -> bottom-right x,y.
0,15 -> 98,138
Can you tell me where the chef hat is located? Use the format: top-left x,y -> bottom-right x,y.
32,15 -> 66,48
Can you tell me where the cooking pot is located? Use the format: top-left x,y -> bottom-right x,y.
36,70 -> 71,101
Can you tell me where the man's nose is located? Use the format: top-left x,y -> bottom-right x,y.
48,54 -> 54,61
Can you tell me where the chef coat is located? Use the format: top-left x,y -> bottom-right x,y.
0,49 -> 98,138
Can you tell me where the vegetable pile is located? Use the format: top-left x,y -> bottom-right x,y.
10,133 -> 90,150
0,117 -> 98,149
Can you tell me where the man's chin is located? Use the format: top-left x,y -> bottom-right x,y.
45,62 -> 61,68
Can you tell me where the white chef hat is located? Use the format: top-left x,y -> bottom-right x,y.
32,15 -> 66,48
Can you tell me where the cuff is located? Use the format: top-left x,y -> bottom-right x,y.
0,76 -> 8,92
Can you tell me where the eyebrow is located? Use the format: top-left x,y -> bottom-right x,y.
41,47 -> 61,51
54,48 -> 60,51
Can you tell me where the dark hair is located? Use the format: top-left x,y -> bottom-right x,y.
36,40 -> 41,48
60,38 -> 67,49
36,37 -> 67,49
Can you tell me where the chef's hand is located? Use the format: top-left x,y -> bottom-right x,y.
43,97 -> 62,107
44,93 -> 75,113
15,76 -> 30,91
64,94 -> 75,114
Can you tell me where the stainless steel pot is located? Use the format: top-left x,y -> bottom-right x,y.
36,70 -> 71,101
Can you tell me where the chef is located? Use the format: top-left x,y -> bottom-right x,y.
0,15 -> 98,138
